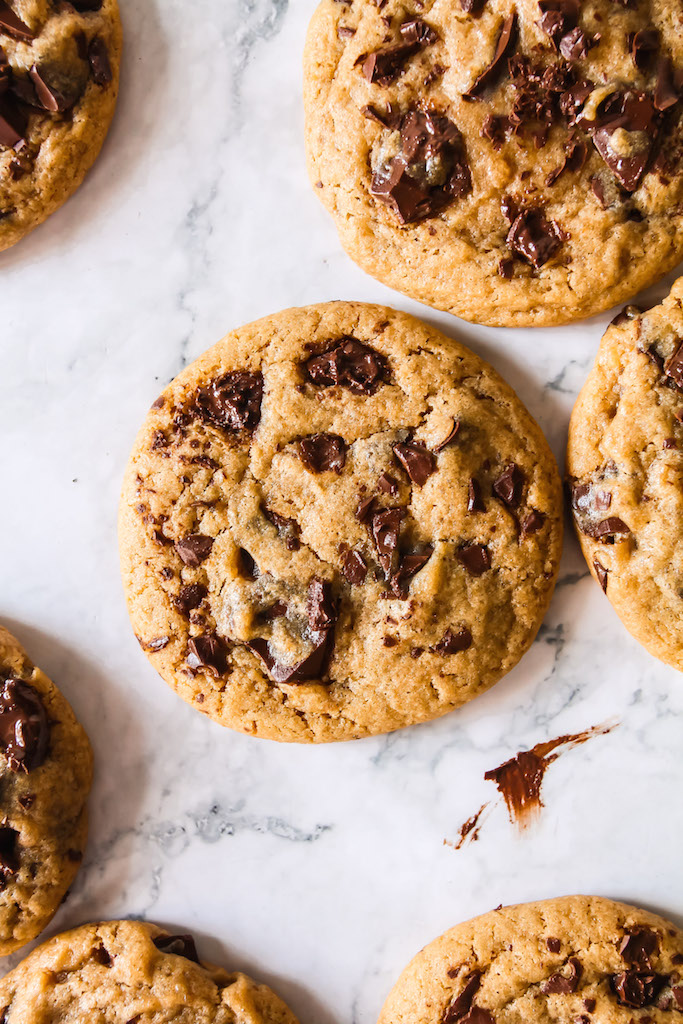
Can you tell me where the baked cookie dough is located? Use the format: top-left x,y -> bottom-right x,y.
379,896 -> 683,1024
119,302 -> 563,743
304,0 -> 683,327
0,0 -> 121,252
0,920 -> 300,1024
567,276 -> 683,671
0,625 -> 92,955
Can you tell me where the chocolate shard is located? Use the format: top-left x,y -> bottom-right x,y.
175,583 -> 207,616
341,547 -> 368,584
360,20 -> 436,87
506,209 -> 562,269
559,27 -> 592,61
175,534 -> 214,567
611,971 -> 665,1008
542,957 -> 583,994
0,1 -> 33,41
393,440 -> 436,486
493,463 -> 524,508
537,0 -> 579,46
434,419 -> 461,452
468,478 -> 485,513
457,542 -> 491,576
584,516 -> 630,541
307,578 -> 336,631
299,433 -> 347,474
390,547 -> 433,596
153,934 -> 200,964
521,510 -> 545,537
433,627 -> 473,657
305,338 -> 387,395
460,0 -> 487,11
0,825 -> 19,886
654,58 -> 679,112
592,129 -> 650,192
444,971 -> 481,1022
187,634 -> 228,675
371,507 -> 406,577
0,679 -> 49,773
28,65 -> 70,112
619,928 -> 659,967
665,343 -> 683,389
464,12 -> 517,97
593,557 -> 609,592
88,37 -> 113,86
195,370 -> 263,434
630,29 -> 659,71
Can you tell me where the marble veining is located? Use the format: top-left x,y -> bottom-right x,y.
0,2 -> 682,1023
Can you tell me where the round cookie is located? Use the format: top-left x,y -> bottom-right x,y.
567,276 -> 683,671
0,920 -> 300,1024
0,625 -> 92,955
379,896 -> 683,1024
0,0 -> 122,252
303,0 -> 683,328
119,301 -> 563,743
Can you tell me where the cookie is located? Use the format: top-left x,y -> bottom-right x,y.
303,0 -> 683,328
0,625 -> 92,955
379,896 -> 683,1024
0,920 -> 300,1024
119,301 -> 563,743
567,276 -> 683,671
0,0 -> 122,252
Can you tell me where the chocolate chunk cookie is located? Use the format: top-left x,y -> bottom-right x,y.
379,896 -> 683,1024
0,920 -> 300,1024
0,625 -> 92,955
567,276 -> 683,671
0,0 -> 121,252
119,302 -> 563,743
304,0 -> 683,327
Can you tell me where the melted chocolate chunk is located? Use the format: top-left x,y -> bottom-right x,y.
306,338 -> 387,395
433,627 -> 473,656
465,12 -> 517,97
493,464 -> 524,508
307,578 -> 336,630
371,109 -> 471,224
175,583 -> 207,616
468,478 -> 485,513
393,441 -> 436,486
584,516 -> 631,541
559,27 -> 593,61
434,419 -> 461,452
247,579 -> 337,684
585,90 -> 657,192
506,209 -> 562,269
390,547 -> 433,597
0,93 -> 25,150
612,971 -> 665,1008
187,634 -> 228,675
262,506 -> 301,551
521,510 -> 545,537
360,19 -> 437,86
88,37 -> 113,86
153,934 -> 200,963
299,433 -> 347,474
630,29 -> 659,71
238,548 -> 258,580
0,825 -> 18,886
537,0 -> 579,46
378,472 -> 399,495
371,508 -> 406,577
665,343 -> 683,389
0,2 -> 32,41
195,371 -> 263,434
457,543 -> 491,576
460,0 -> 487,14
341,547 -> 368,584
175,534 -> 214,567
620,928 -> 659,967
542,957 -> 583,994
444,971 -> 481,1022
0,679 -> 49,773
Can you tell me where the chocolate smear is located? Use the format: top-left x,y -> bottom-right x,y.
299,433 -> 347,474
187,634 -> 228,675
493,463 -> 524,508
444,972 -> 482,1023
0,2 -> 33,41
450,803 -> 488,850
153,934 -> 200,963
0,825 -> 18,886
506,209 -> 562,269
175,534 -> 214,567
306,338 -> 387,395
433,627 -> 473,656
0,679 -> 49,773
457,543 -> 491,576
393,440 -> 436,486
195,370 -> 263,434
464,12 -> 517,97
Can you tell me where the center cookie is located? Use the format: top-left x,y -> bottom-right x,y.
119,302 -> 563,743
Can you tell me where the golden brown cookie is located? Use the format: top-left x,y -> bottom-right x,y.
304,0 -> 683,327
0,0 -> 122,252
119,302 -> 563,743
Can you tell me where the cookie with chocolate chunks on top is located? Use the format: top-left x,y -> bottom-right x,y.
120,302 -> 562,743
304,0 -> 683,327
0,625 -> 92,955
0,0 -> 121,252
379,896 -> 683,1024
0,920 -> 300,1024
568,276 -> 683,671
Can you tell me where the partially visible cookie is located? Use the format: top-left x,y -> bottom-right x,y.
304,0 -> 683,327
119,301 -> 563,743
567,277 -> 683,671
0,625 -> 92,955
379,896 -> 683,1024
0,920 -> 300,1024
0,0 -> 122,252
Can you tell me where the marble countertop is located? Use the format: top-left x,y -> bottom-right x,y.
1,2 -> 682,1021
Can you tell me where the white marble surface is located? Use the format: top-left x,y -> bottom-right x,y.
1,1 -> 682,1021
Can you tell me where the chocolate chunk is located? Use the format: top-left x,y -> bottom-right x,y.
175,534 -> 214,567
465,12 -> 517,97
299,433 -> 347,474
619,928 -> 659,967
247,578 -> 337,685
434,419 -> 461,452
537,0 -> 579,46
262,506 -> 301,551
88,37 -> 113,86
665,343 -> 683,389
306,338 -> 387,395
506,209 -> 562,269
457,543 -> 491,576
0,95 -> 25,150
498,257 -> 514,278
583,999 -> 596,1012
654,58 -> 679,112
585,90 -> 657,192
141,636 -> 170,652
362,101 -> 402,129
630,29 -> 659,71
543,957 -> 583,994
393,441 -> 436,486
378,472 -> 399,495
187,634 -> 228,675
341,547 -> 368,584
371,109 -> 472,224
433,627 -> 473,656
444,971 -> 481,1022
592,129 -> 649,192
611,971 -> 664,1008
71,0 -> 104,8
594,490 -> 612,511
153,934 -> 200,963
0,825 -> 18,886
0,679 -> 49,773
0,2 -> 33,41
356,495 -> 378,524
92,944 -> 112,966
559,27 -> 592,61
390,547 -> 433,597
238,548 -> 258,579
360,20 -> 436,87
195,371 -> 263,434
27,65 -> 69,112
493,464 -> 524,508
175,583 -> 207,616
460,1010 -> 495,1024
584,517 -> 630,541
468,478 -> 485,513
460,0 -> 487,12
521,510 -> 545,537
371,508 -> 406,576
307,578 -> 336,631
547,937 -> 562,953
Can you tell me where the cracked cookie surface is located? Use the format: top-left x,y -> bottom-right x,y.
304,0 -> 683,327
119,302 -> 562,743
567,276 -> 683,671
0,920 -> 300,1024
0,625 -> 92,955
0,0 -> 121,252
379,896 -> 683,1024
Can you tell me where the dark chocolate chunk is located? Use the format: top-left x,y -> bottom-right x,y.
187,634 -> 228,675
584,999 -> 596,1012
299,433 -> 347,474
390,547 -> 433,597
0,679 -> 49,773
547,937 -> 562,953
506,209 -> 562,269
584,517 -> 631,541
537,0 -> 579,46
238,548 -> 258,579
630,29 -> 659,71
141,636 -> 170,652
559,27 -> 592,61
592,129 -> 649,192
71,0 -> 104,9
153,934 -> 200,963
654,58 -> 679,112
262,506 -> 301,551
378,472 -> 399,495
611,971 -> 664,1008
594,490 -> 612,511
393,441 -> 436,486
433,627 -> 473,656
665,343 -> 683,389
542,957 -> 583,994
28,65 -> 68,112
444,971 -> 481,1022
434,419 -> 461,452
584,90 -> 657,193
468,478 -> 485,513
360,19 -> 436,87
521,510 -> 545,537
464,12 -> 517,97
88,37 -> 113,86
619,928 -> 659,967
92,944 -> 112,966
0,2 -> 33,41
371,508 -> 406,576
460,0 -> 487,13
306,338 -> 387,395
0,95 -> 25,150
175,534 -> 214,567
195,371 -> 264,434
493,463 -> 524,508
0,825 -> 18,886
457,543 -> 491,576
247,579 -> 337,684
460,1009 -> 495,1024
175,583 -> 207,616
307,578 -> 336,631
341,547 -> 368,584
